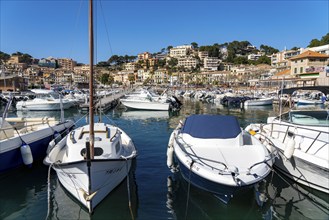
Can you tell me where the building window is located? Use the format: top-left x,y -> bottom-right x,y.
300,67 -> 303,73
301,59 -> 303,62
294,68 -> 297,74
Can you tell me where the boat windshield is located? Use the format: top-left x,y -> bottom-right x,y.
35,92 -> 59,99
281,110 -> 329,126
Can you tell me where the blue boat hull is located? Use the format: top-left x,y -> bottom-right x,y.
0,126 -> 71,173
176,159 -> 251,203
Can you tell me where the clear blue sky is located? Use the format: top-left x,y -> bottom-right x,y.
1,0 -> 328,64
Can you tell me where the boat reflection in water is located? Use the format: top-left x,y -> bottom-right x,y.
258,171 -> 329,220
46,160 -> 138,219
167,171 -> 329,220
120,110 -> 170,121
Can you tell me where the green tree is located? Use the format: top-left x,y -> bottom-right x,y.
308,39 -> 321,47
191,42 -> 198,49
259,45 -> 279,55
0,51 -> 10,64
166,45 -> 173,52
11,52 -> 33,64
96,61 -> 110,67
233,56 -> 248,64
225,41 -> 252,62
167,57 -> 178,67
108,75 -> 114,85
320,33 -> 329,45
100,73 -> 109,85
290,47 -> 300,51
158,59 -> 166,68
128,73 -> 135,84
256,55 -> 271,65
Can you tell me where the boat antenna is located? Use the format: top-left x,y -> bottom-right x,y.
279,77 -> 284,122
89,0 -> 95,159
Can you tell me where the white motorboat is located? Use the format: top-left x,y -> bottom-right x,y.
244,97 -> 273,106
245,109 -> 329,194
120,89 -> 168,111
120,88 -> 181,111
167,114 -> 273,203
0,96 -> 74,173
16,89 -> 75,111
120,98 -> 170,111
44,0 -> 137,214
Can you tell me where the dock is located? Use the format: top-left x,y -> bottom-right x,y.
79,89 -> 133,112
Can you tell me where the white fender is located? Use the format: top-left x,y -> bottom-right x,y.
167,132 -> 175,168
47,139 -> 56,154
284,138 -> 295,160
20,144 -> 33,166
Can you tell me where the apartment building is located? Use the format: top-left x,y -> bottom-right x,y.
39,57 -> 57,68
169,45 -> 193,58
154,69 -> 168,84
290,50 -> 329,86
73,73 -> 88,84
198,51 -> 208,61
125,62 -> 136,71
74,65 -> 90,74
247,53 -> 262,61
204,57 -> 220,71
6,55 -> 28,70
6,55 -> 22,65
178,57 -> 199,69
57,58 -> 77,71
307,44 -> 329,55
0,73 -> 28,91
138,52 -> 152,60
114,70 -> 134,85
271,48 -> 304,67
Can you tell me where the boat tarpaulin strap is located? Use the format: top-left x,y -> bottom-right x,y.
181,114 -> 241,139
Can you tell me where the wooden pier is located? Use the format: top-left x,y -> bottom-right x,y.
79,91 -> 127,112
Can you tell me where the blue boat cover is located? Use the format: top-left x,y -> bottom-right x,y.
180,114 -> 241,139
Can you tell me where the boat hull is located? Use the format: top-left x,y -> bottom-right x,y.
44,123 -> 137,213
244,98 -> 273,106
176,158 -> 243,203
297,99 -> 324,105
274,149 -> 329,194
16,100 -> 75,111
169,115 -> 273,204
245,111 -> 329,194
53,159 -> 132,212
120,99 -> 169,111
0,120 -> 74,173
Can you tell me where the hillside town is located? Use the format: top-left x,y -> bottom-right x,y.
0,41 -> 328,93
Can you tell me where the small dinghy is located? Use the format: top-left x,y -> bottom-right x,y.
167,114 -> 273,203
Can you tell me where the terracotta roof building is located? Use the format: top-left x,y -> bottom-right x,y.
290,50 -> 329,86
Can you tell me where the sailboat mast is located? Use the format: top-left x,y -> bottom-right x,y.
89,0 -> 95,159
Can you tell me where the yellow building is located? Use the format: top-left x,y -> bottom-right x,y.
290,50 -> 329,86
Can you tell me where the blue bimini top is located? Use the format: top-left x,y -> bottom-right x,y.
180,114 -> 241,139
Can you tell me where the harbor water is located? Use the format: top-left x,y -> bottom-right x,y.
0,99 -> 328,220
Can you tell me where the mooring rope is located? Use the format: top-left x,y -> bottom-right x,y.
124,157 -> 134,220
184,160 -> 195,220
46,163 -> 53,220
